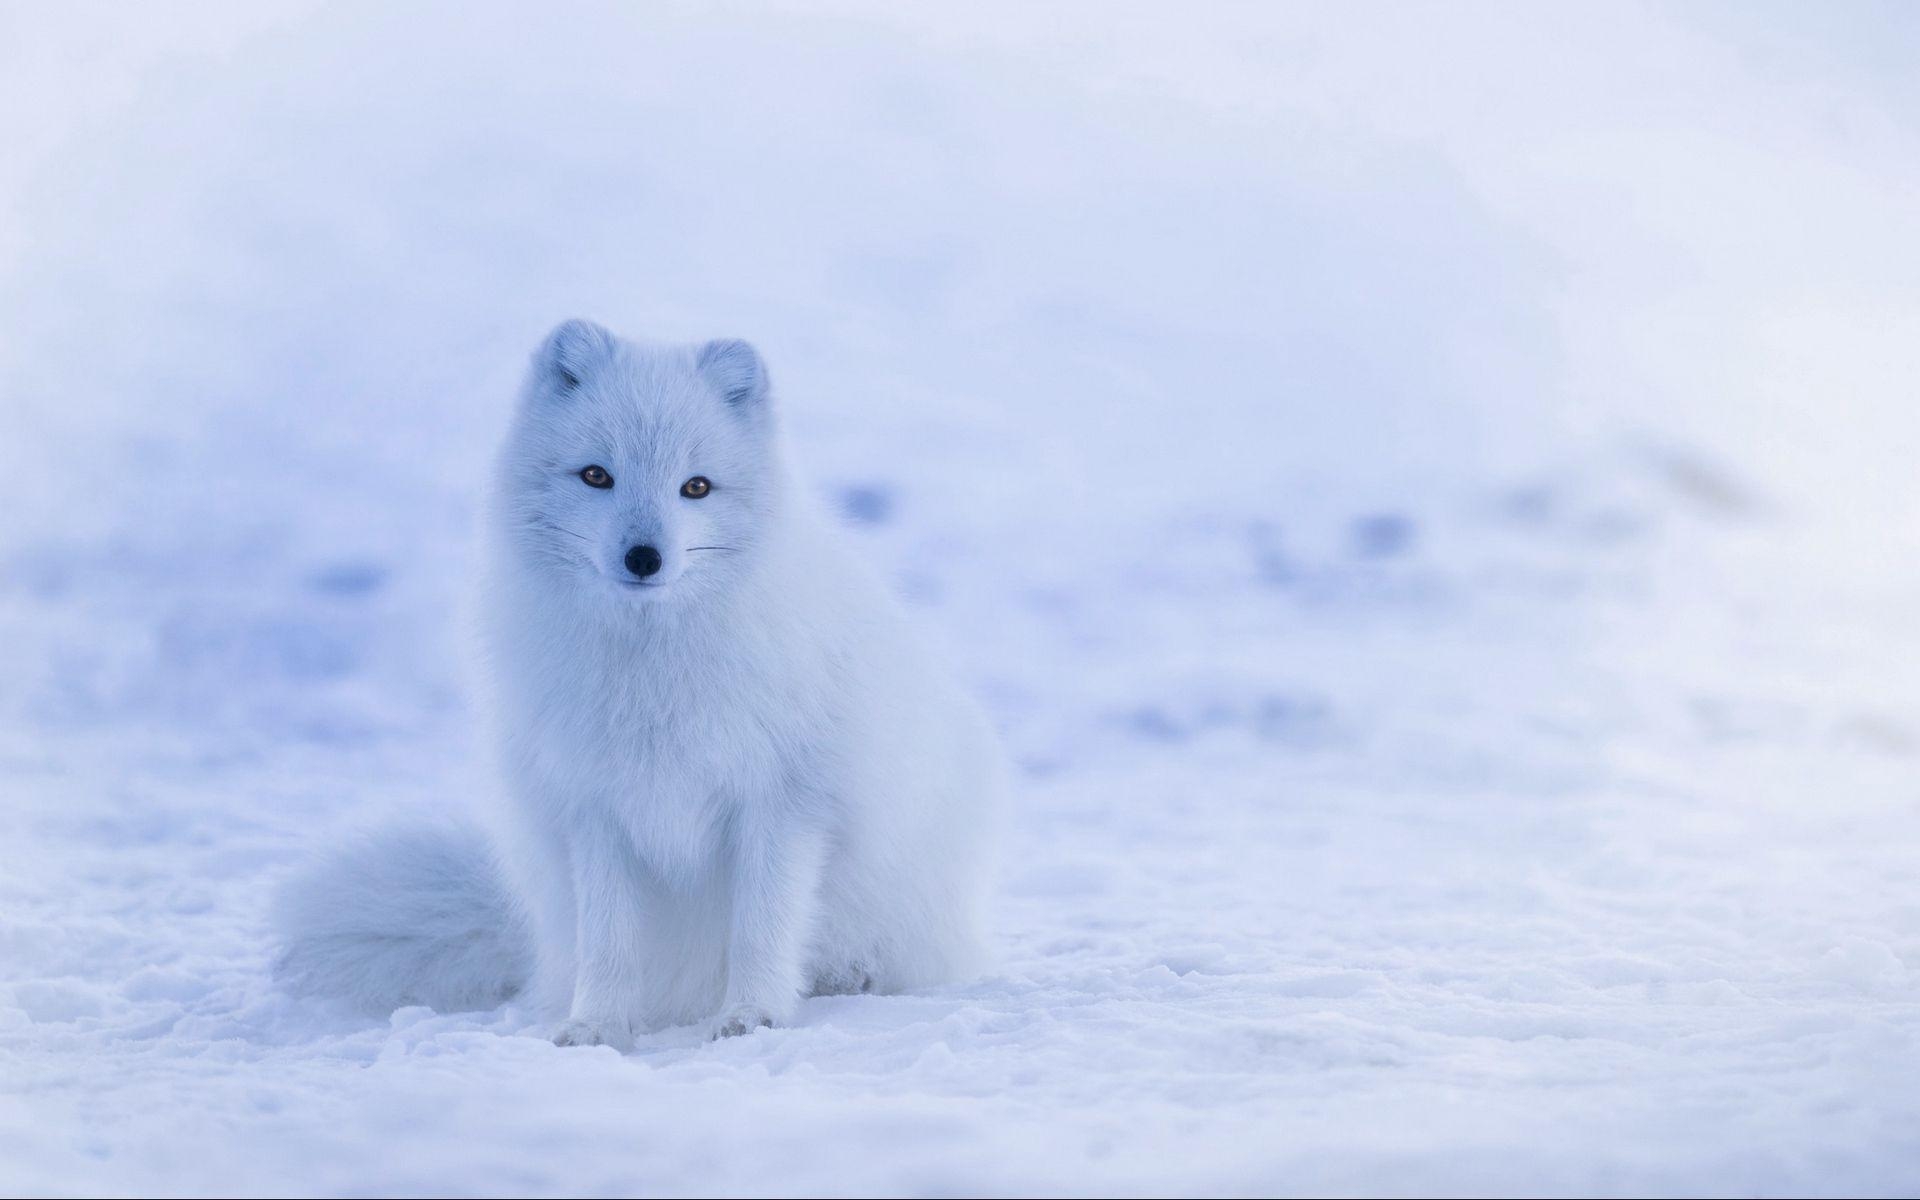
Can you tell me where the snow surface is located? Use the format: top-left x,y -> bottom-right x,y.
3,2 -> 1919,1195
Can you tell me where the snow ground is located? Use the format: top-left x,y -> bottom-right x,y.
2,3 -> 1919,1195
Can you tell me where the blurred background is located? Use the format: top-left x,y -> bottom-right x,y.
2,3 -> 1917,1195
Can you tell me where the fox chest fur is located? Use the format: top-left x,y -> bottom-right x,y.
490,579 -> 844,885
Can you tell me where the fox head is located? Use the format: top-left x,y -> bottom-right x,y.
494,319 -> 781,604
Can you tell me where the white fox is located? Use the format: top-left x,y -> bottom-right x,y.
275,320 -> 1001,1046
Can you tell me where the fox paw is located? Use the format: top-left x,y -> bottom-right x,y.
809,964 -> 875,997
710,1003 -> 776,1040
552,1016 -> 633,1051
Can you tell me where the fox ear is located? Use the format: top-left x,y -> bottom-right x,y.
696,338 -> 769,411
534,319 -> 615,394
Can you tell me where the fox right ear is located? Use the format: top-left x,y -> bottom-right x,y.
533,319 -> 614,394
696,338 -> 769,412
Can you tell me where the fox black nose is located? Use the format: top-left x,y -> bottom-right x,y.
624,544 -> 662,579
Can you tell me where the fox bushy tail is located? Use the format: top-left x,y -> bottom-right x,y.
273,820 -> 532,1015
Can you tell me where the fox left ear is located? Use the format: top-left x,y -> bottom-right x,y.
534,318 -> 615,396
696,339 -> 769,411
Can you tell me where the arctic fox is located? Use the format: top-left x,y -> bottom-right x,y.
275,320 -> 1001,1045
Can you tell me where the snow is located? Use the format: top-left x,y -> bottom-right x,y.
3,2 -> 1919,1195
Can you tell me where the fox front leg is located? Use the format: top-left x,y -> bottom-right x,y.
711,815 -> 827,1039
552,821 -> 650,1051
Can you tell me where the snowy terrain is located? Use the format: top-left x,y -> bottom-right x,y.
3,3 -> 1919,1195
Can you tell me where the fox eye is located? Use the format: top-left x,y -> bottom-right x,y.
680,476 -> 712,499
579,465 -> 613,489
